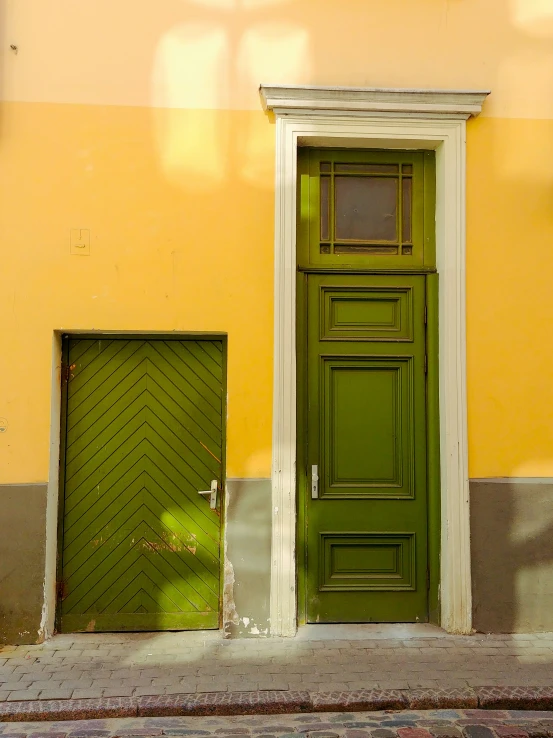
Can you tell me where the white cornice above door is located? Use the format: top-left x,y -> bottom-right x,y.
260,84 -> 490,119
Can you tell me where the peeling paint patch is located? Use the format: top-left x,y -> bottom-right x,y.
38,585 -> 48,644
143,539 -> 197,554
223,487 -> 239,637
236,616 -> 269,636
223,552 -> 239,636
224,478 -> 272,639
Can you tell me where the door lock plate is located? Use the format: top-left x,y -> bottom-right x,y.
311,465 -> 319,499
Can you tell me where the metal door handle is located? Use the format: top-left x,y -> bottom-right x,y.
311,465 -> 318,499
198,480 -> 218,510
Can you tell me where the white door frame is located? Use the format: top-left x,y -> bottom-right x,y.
261,85 -> 489,637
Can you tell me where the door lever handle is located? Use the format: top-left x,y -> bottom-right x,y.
311,465 -> 319,499
198,480 -> 218,510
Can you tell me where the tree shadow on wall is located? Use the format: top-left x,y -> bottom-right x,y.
471,479 -> 553,633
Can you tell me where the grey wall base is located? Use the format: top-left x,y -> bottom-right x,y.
0,479 -> 273,645
0,485 -> 47,646
225,477 -> 553,637
4,478 -> 553,644
471,479 -> 553,633
224,479 -> 272,638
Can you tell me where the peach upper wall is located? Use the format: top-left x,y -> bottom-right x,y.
2,0 -> 553,119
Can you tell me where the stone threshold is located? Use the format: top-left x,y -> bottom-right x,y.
1,687 -> 553,722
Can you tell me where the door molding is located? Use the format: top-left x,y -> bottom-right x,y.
261,85 -> 489,637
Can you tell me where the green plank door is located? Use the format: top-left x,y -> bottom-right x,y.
304,274 -> 428,623
60,338 -> 224,632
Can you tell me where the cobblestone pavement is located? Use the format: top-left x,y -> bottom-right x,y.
1,627 -> 553,702
1,709 -> 553,738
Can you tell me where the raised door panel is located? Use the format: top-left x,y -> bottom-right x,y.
321,357 -> 414,498
319,533 -> 416,591
320,285 -> 413,342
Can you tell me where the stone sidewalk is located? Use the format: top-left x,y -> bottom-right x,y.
2,626 -> 553,703
2,709 -> 553,738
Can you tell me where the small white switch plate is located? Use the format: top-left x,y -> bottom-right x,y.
70,228 -> 90,255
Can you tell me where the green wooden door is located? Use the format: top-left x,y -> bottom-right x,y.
303,274 -> 428,623
59,338 -> 224,632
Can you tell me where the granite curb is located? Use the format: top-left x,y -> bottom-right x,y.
1,688 -> 552,722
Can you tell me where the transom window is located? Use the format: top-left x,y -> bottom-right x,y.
297,148 -> 436,270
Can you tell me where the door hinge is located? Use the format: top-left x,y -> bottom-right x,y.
56,580 -> 67,600
424,355 -> 428,374
424,305 -> 428,325
61,363 -> 75,382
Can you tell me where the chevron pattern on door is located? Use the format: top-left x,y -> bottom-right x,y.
59,338 -> 224,632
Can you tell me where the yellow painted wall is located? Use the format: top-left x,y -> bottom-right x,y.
0,103 -> 275,482
466,115 -> 553,477
2,0 -> 553,482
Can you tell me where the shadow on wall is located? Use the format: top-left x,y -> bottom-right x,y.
0,486 -> 47,646
149,0 -> 308,193
471,478 -> 553,633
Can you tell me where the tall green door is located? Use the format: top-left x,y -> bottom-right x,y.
59,337 -> 224,632
304,274 -> 428,623
297,147 -> 438,624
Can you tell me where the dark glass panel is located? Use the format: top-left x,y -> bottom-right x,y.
402,177 -> 412,243
320,161 -> 331,172
335,176 -> 398,242
320,176 -> 330,240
